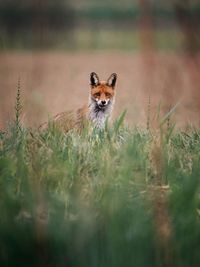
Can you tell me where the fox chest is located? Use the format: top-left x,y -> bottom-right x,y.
88,110 -> 109,129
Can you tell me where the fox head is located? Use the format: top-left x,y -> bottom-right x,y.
90,72 -> 117,110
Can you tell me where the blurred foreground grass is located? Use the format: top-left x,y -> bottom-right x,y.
0,108 -> 200,267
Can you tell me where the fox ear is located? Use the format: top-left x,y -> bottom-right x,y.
107,73 -> 117,88
90,72 -> 99,87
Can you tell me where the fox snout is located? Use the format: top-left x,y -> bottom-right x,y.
101,100 -> 106,105
97,99 -> 110,108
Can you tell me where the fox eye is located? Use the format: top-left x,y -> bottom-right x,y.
105,93 -> 111,97
94,93 -> 100,98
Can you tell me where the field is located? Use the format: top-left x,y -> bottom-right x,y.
1,51 -> 200,129
0,51 -> 200,266
0,106 -> 200,266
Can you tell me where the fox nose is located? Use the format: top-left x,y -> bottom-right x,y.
101,100 -> 106,105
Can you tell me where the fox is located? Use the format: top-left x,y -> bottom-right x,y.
39,72 -> 117,132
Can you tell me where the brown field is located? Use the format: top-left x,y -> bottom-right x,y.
0,51 -> 200,129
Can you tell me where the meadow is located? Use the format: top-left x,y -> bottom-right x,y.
1,51 -> 200,129
0,86 -> 200,267
0,1 -> 200,265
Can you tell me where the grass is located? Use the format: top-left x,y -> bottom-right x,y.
0,91 -> 200,267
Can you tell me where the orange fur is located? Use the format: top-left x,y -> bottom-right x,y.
39,72 -> 117,132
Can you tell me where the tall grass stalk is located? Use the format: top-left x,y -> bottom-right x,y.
147,95 -> 151,131
15,77 -> 22,134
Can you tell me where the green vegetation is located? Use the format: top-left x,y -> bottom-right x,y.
0,0 -> 200,51
0,91 -> 200,267
0,29 -> 182,51
0,0 -> 190,51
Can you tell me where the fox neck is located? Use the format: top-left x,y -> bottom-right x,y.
88,97 -> 114,129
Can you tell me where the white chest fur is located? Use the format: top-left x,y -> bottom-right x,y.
88,99 -> 114,129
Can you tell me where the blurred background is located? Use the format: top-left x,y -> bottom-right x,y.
0,0 -> 200,128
